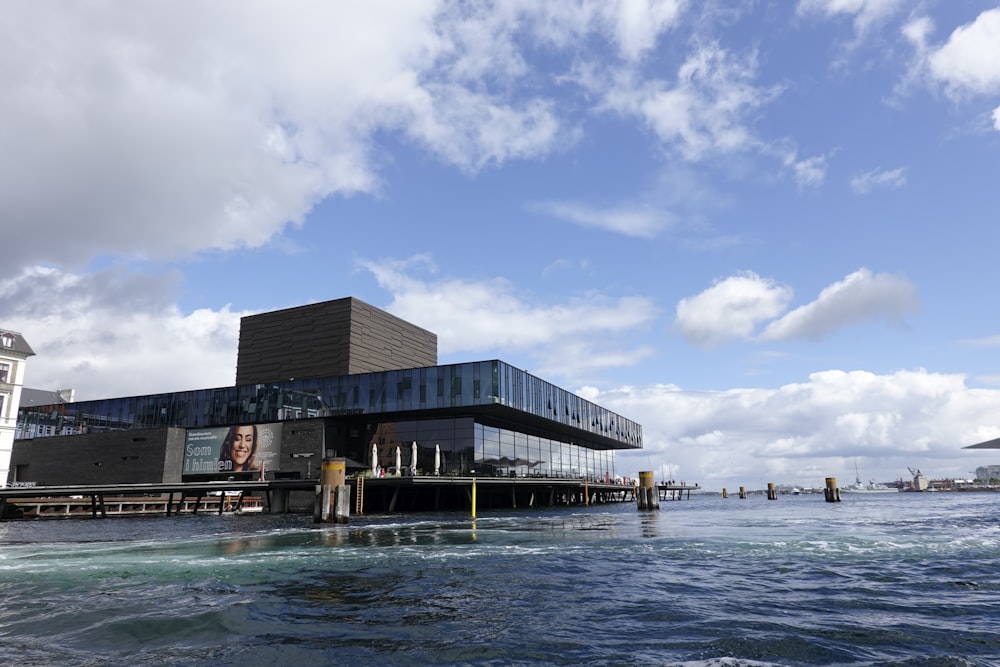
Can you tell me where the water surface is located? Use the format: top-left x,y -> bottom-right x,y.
1,492 -> 998,665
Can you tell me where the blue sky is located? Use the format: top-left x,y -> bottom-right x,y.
3,1 -> 1000,490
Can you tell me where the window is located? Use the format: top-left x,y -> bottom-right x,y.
0,363 -> 8,383
0,333 -> 13,349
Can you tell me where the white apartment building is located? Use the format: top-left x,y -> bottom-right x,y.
0,329 -> 34,485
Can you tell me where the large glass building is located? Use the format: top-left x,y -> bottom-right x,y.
15,360 -> 641,482
10,298 -> 642,487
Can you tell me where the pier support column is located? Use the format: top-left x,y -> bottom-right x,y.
738,486 -> 747,499
333,485 -> 350,523
824,477 -> 841,503
767,483 -> 777,500
314,484 -> 331,522
721,487 -> 728,498
637,471 -> 659,511
314,484 -> 351,523
270,488 -> 289,513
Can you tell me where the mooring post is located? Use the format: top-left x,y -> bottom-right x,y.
637,471 -> 659,510
767,482 -> 777,500
738,486 -> 747,499
721,487 -> 728,498
315,457 -> 348,523
824,477 -> 841,503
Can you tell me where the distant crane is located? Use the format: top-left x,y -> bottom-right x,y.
907,467 -> 929,491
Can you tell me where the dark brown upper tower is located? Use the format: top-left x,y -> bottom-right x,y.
235,297 -> 438,385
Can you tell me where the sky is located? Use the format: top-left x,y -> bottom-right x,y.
3,0 -> 1000,491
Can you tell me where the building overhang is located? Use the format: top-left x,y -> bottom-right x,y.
334,403 -> 641,451
964,437 -> 1000,450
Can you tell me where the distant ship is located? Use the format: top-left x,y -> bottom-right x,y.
841,462 -> 898,494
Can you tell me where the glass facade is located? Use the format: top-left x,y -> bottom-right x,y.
16,360 -> 640,479
356,417 -> 619,481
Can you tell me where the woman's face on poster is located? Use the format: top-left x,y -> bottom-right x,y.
231,426 -> 255,466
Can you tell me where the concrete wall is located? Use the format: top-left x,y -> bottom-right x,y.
235,297 -> 437,385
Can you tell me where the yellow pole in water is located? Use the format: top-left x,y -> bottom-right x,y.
637,471 -> 659,510
471,477 -> 477,519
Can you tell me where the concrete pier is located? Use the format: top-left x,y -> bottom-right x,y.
1,475 -> 637,519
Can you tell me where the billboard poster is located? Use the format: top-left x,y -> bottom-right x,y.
184,423 -> 282,475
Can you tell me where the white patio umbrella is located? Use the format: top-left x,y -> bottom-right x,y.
371,443 -> 378,476
395,446 -> 401,475
434,444 -> 441,476
411,441 -> 418,474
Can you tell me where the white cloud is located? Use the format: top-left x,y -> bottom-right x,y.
901,15 -> 934,48
993,105 -> 1000,132
926,8 -> 1000,97
605,0 -> 687,61
960,334 -> 1000,348
357,254 -> 659,380
0,267 -> 243,400
792,155 -> 829,189
2,3 -> 436,270
797,0 -> 906,39
4,2 -> 616,276
541,258 -> 592,278
589,368 -> 1000,489
760,268 -> 918,341
530,201 -> 675,238
674,269 -> 918,347
522,0 -> 687,61
850,166 -> 907,193
674,272 -> 793,348
601,43 -> 783,161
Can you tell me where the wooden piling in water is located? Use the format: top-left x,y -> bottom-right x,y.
767,482 -> 777,500
824,477 -> 841,503
637,471 -> 659,510
721,487 -> 728,498
315,458 -> 350,523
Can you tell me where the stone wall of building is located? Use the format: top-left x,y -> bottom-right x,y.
7,427 -> 184,486
8,420 -> 336,487
235,297 -> 437,385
